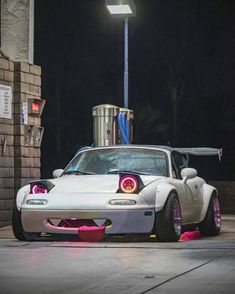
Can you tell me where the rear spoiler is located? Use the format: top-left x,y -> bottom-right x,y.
174,148 -> 222,161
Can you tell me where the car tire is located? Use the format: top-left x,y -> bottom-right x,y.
12,205 -> 27,241
154,193 -> 182,242
12,205 -> 40,241
198,194 -> 221,236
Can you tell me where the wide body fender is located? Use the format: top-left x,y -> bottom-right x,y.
199,183 -> 218,222
16,185 -> 30,210
155,182 -> 177,212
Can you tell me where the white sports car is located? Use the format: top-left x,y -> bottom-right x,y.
12,145 -> 222,242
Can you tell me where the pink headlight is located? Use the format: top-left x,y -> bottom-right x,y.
119,175 -> 138,194
31,184 -> 48,194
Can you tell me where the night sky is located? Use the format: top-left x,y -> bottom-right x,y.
34,0 -> 235,180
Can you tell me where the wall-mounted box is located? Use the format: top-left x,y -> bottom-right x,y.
24,125 -> 44,147
33,126 -> 44,147
28,98 -> 45,116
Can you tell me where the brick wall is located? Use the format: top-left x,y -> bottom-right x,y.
0,55 -> 14,227
14,61 -> 42,189
0,52 -> 42,227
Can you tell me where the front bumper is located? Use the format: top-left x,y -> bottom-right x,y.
21,208 -> 155,234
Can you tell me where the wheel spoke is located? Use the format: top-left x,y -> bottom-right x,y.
172,199 -> 182,235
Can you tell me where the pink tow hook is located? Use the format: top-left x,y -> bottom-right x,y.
78,226 -> 106,242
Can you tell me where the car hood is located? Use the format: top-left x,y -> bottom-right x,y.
49,174 -> 164,194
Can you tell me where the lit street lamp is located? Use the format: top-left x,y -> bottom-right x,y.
105,0 -> 136,109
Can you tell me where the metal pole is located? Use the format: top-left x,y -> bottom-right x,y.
124,17 -> 129,109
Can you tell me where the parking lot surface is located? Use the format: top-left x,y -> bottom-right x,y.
0,215 -> 235,294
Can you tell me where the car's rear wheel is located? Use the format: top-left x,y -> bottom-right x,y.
154,193 -> 182,242
198,194 -> 221,236
12,205 -> 40,241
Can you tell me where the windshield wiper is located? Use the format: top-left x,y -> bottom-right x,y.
63,170 -> 95,175
107,169 -> 149,175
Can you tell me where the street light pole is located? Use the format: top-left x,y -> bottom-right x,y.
105,0 -> 136,109
124,17 -> 129,109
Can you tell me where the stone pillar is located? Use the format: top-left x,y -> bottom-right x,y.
1,0 -> 34,63
0,53 -> 15,227
14,61 -> 42,190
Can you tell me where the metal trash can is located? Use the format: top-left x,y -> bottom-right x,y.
92,104 -> 119,147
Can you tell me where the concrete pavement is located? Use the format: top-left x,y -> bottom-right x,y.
0,215 -> 235,294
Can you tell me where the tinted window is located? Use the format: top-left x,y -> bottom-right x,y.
171,151 -> 187,179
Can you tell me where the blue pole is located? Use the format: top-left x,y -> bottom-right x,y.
124,17 -> 128,109
118,113 -> 129,144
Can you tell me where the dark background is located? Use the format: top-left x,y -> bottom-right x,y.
34,0 -> 235,180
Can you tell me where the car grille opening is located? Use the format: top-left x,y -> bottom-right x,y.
47,218 -> 112,229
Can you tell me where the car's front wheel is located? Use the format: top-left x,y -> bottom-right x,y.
154,193 -> 182,242
198,194 -> 221,236
12,205 -> 40,241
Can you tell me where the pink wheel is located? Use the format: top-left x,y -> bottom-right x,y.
199,194 -> 221,236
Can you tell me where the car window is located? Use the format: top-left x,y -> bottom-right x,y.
171,151 -> 188,179
64,148 -> 169,176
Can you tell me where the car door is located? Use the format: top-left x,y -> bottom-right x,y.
171,151 -> 201,223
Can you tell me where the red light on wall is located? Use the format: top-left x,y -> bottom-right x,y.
32,101 -> 40,112
28,98 -> 46,116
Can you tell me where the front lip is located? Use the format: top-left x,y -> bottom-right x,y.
44,218 -> 110,233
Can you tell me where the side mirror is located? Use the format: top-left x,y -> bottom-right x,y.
53,169 -> 64,178
181,168 -> 197,183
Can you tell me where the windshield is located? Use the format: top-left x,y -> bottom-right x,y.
63,148 -> 168,176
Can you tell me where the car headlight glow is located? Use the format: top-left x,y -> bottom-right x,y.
30,184 -> 48,194
29,180 -> 54,194
119,175 -> 138,193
